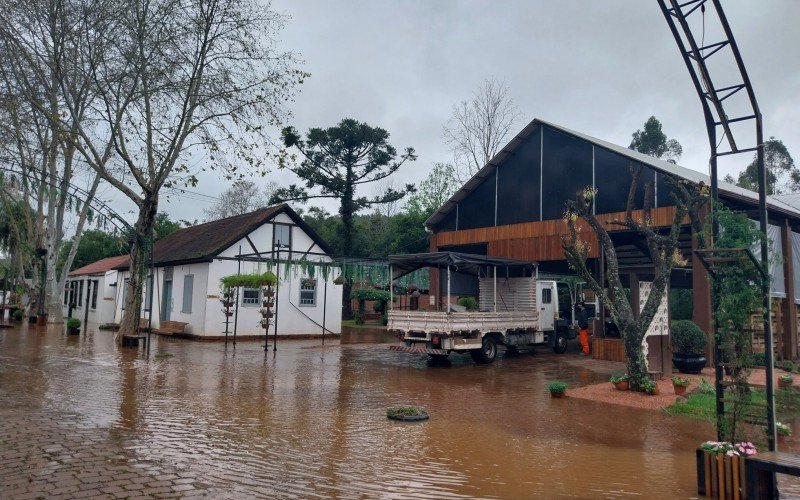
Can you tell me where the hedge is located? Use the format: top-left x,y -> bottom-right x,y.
220,272 -> 277,290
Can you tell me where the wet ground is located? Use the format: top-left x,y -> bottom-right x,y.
0,319 -> 746,498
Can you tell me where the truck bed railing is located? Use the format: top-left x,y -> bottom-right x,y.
387,310 -> 538,334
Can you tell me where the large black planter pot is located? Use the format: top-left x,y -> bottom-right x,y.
673,352 -> 707,374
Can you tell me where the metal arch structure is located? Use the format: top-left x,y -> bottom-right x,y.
657,0 -> 775,451
0,163 -> 156,352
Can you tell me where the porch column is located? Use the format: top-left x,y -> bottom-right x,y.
692,206 -> 713,363
781,221 -> 798,360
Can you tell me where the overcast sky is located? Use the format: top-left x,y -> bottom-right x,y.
149,0 -> 799,223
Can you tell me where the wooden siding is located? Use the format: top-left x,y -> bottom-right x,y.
433,206 -> 683,262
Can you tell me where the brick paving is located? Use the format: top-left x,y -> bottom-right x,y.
0,406 -> 217,499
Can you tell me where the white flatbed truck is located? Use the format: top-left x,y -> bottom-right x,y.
386,252 -> 575,363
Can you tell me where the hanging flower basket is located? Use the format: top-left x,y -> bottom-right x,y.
223,311 -> 234,317
259,319 -> 271,328
259,309 -> 274,319
220,299 -> 234,308
262,299 -> 274,308
262,290 -> 275,298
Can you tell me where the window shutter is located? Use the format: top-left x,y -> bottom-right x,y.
182,275 -> 194,313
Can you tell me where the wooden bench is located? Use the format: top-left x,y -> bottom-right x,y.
745,451 -> 800,498
152,320 -> 188,336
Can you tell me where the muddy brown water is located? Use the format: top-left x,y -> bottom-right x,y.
1,321 -> 793,498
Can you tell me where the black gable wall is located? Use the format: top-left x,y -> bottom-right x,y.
497,128 -> 542,225
435,123 -> 669,233
541,126 -> 593,221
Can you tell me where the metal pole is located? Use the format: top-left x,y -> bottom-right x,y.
493,266 -> 497,313
322,277 -> 328,346
757,127 -> 777,451
233,245 -> 241,348
389,265 -> 393,310
446,266 -> 451,313
273,248 -> 279,352
83,278 -> 90,328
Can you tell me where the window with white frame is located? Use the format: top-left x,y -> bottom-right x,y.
242,288 -> 260,306
299,279 -> 316,306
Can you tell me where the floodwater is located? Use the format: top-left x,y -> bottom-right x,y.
0,320 -> 757,498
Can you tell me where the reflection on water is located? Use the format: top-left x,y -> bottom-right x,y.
0,321 -> 746,498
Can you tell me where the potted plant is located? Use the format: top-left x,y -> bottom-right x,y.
779,373 -> 794,388
66,317 -> 81,335
12,309 -> 24,322
641,378 -> 659,396
777,422 -> 792,443
222,309 -> 234,318
262,298 -> 274,308
386,406 -> 428,421
610,374 -> 629,391
259,319 -> 270,328
671,320 -> 708,374
696,441 -> 757,497
220,289 -> 234,308
671,376 -> 690,395
259,308 -> 273,318
548,381 -> 567,398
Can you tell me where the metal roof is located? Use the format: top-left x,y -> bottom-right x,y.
424,118 -> 800,229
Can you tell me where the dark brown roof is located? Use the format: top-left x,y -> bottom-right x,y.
115,203 -> 332,269
69,255 -> 130,276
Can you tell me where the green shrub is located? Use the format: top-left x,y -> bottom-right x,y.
350,288 -> 391,301
12,309 -> 24,320
777,422 -> 792,437
698,379 -> 715,394
779,374 -> 794,384
752,351 -> 766,366
381,314 -> 388,326
66,317 -> 81,329
671,320 -> 707,353
640,378 -> 658,395
548,381 -> 567,394
219,272 -> 277,290
457,296 -> 479,311
353,310 -> 365,325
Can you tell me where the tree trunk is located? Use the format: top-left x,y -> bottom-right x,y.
622,327 -> 649,391
118,194 -> 158,341
340,184 -> 354,320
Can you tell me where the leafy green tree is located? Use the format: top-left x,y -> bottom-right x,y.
405,163 -> 457,217
629,116 -> 683,163
274,118 -> 417,256
723,138 -> 798,195
154,213 -> 185,241
57,231 -> 129,274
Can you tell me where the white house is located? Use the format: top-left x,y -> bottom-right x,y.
63,255 -> 129,325
112,204 -> 343,339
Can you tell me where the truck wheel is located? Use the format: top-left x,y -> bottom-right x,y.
553,333 -> 568,354
470,337 -> 497,364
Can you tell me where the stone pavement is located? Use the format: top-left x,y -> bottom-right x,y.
0,404 -> 217,499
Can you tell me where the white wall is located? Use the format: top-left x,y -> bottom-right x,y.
63,272 -> 117,324
112,214 -> 342,337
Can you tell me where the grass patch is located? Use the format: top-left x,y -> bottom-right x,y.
154,352 -> 174,360
665,386 -> 800,423
341,319 -> 384,329
664,391 -> 718,422
386,406 -> 426,418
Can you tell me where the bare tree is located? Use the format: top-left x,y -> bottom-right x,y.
0,0 -> 101,323
15,0 -> 305,338
443,78 -> 521,184
203,180 -> 277,221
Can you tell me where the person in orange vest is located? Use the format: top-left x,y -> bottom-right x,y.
577,301 -> 590,356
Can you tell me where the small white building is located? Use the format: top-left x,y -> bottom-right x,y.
63,255 -> 129,325
112,204 -> 343,339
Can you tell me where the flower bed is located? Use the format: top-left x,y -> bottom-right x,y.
696,441 -> 757,498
